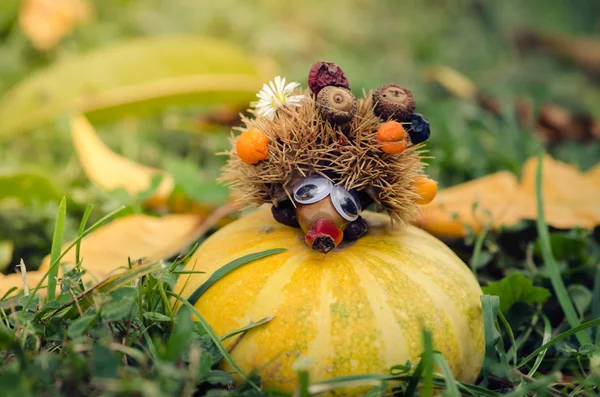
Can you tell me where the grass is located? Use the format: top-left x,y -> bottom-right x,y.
0,154 -> 597,396
1,0 -> 599,395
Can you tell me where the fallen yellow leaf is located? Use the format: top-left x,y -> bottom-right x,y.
519,155 -> 600,224
0,205 -> 236,298
423,66 -> 478,100
19,0 -> 92,51
38,213 -> 206,282
417,156 -> 600,238
71,115 -> 174,207
585,163 -> 600,190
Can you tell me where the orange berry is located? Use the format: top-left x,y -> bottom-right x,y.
236,128 -> 269,165
376,121 -> 408,154
412,176 -> 438,205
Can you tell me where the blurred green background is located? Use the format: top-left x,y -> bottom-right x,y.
1,0 -> 599,270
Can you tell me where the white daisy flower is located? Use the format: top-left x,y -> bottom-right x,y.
252,76 -> 305,120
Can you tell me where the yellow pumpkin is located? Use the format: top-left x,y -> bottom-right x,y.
174,207 -> 485,393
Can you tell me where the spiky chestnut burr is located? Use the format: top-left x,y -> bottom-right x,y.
308,61 -> 350,96
373,83 -> 416,122
316,86 -> 357,125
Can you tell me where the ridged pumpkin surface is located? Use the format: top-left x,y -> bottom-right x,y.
174,207 -> 484,392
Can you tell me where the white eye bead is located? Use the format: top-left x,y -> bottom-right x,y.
331,185 -> 361,222
293,175 -> 333,204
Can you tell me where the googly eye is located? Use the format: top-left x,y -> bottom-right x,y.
331,185 -> 361,222
293,175 -> 333,204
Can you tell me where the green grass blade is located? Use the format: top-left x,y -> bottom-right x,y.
527,314 -> 552,377
404,357 -> 425,396
27,205 -> 126,307
420,329 -> 435,397
517,317 -> 600,369
75,204 -> 93,267
593,265 -> 600,345
186,248 -> 287,306
534,152 -> 591,346
0,287 -> 17,301
47,197 -> 67,300
470,226 -> 489,274
456,382 -> 502,397
498,310 -> 517,365
434,353 -> 461,397
168,290 -> 260,392
220,315 -> 275,341
503,374 -> 558,397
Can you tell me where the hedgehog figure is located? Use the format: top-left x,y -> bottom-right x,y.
220,62 -> 436,253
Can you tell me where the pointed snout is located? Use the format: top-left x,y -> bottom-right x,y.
304,218 -> 344,253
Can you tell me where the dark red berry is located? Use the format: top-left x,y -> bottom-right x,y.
409,113 -> 430,144
308,61 -> 350,95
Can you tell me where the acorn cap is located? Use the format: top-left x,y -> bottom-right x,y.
316,86 -> 357,125
308,61 -> 350,95
372,83 -> 416,122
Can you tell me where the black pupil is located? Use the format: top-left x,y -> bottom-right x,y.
296,184 -> 318,200
339,194 -> 358,216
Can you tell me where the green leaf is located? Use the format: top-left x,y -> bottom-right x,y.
568,284 -> 593,317
482,273 -> 551,313
480,295 -> 501,353
163,306 -> 194,362
101,287 -> 137,322
68,313 -> 98,338
203,370 -> 233,386
0,170 -> 63,206
143,312 -> 173,322
0,36 -> 271,136
187,248 -> 287,306
91,344 -> 119,379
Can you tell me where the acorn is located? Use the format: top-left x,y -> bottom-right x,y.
308,61 -> 350,96
372,83 -> 416,122
408,113 -> 431,144
316,86 -> 357,125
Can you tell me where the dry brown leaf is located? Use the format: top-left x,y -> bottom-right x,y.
71,115 -> 174,207
19,0 -> 93,51
417,156 -> 600,238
